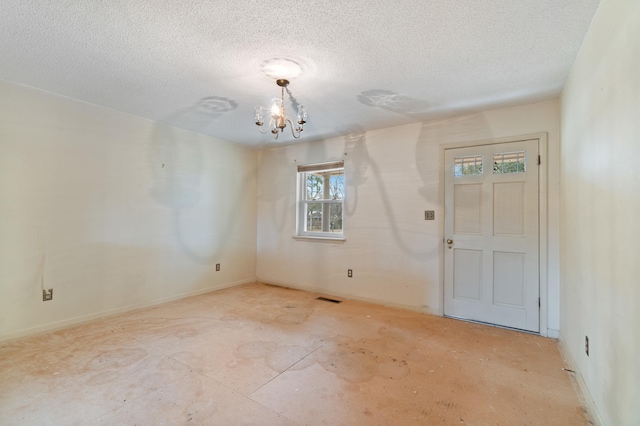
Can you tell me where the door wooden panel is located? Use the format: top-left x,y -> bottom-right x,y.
453,249 -> 483,301
454,184 -> 482,234
493,182 -> 525,236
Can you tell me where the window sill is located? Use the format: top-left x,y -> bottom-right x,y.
293,235 -> 346,243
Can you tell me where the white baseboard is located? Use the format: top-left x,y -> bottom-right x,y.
256,278 -> 441,317
0,277 -> 255,343
558,332 -> 603,426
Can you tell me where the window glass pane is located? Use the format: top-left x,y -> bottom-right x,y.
306,173 -> 324,200
454,155 -> 483,176
305,202 -> 323,231
493,151 -> 526,174
329,171 -> 344,200
328,202 -> 343,232
304,202 -> 343,233
306,170 -> 344,201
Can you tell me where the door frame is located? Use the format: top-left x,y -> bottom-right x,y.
439,133 -> 549,336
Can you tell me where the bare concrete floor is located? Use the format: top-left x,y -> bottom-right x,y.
1,283 -> 588,425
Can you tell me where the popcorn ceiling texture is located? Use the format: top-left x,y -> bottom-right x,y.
0,0 -> 600,145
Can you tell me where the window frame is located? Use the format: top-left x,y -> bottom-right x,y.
296,161 -> 345,240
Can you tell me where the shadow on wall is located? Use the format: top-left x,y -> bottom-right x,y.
414,112 -> 495,200
260,147 -> 293,236
342,126 -> 367,218
341,127 -> 438,261
343,91 -> 496,260
147,96 -> 252,265
357,88 -> 496,200
149,123 -> 203,209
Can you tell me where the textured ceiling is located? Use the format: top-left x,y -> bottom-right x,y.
0,1 -> 600,146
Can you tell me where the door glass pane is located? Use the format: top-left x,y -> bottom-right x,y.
454,155 -> 483,176
493,151 -> 526,174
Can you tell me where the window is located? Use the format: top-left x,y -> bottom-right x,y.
297,161 -> 344,239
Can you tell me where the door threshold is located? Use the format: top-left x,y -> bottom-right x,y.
444,315 -> 540,335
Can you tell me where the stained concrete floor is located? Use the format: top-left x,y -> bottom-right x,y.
1,282 -> 588,425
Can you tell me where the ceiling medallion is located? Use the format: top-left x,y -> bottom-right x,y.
254,79 -> 307,140
260,58 -> 303,80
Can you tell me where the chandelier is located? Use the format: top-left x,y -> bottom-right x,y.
255,79 -> 307,140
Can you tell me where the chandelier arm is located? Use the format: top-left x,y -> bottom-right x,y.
256,117 -> 276,134
286,118 -> 302,138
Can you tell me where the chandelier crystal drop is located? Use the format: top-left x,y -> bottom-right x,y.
255,79 -> 307,140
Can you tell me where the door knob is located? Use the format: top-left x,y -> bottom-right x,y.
446,239 -> 453,244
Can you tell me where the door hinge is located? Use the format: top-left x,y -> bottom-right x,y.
537,155 -> 541,165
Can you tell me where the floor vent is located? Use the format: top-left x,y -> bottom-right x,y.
316,296 -> 342,304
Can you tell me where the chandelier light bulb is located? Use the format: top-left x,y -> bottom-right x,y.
271,98 -> 283,119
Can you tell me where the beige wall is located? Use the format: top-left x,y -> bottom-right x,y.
560,0 -> 640,424
0,80 -> 258,341
257,99 -> 561,335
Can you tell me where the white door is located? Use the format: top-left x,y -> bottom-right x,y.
444,139 -> 539,332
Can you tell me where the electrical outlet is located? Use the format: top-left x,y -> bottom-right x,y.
216,263 -> 220,272
424,210 -> 435,220
42,289 -> 53,301
347,269 -> 353,278
585,336 -> 589,356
